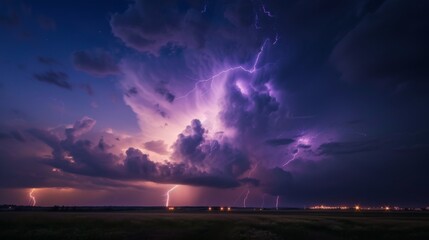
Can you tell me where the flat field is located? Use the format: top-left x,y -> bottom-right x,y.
1,210 -> 428,240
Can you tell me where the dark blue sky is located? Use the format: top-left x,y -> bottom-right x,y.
0,0 -> 428,208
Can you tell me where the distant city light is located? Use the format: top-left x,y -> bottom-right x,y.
308,205 -> 403,211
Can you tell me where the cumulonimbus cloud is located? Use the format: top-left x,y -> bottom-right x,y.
30,117 -> 256,188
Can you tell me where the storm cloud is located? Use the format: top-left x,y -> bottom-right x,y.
1,0 -> 429,207
331,0 -> 429,91
30,118 -> 254,188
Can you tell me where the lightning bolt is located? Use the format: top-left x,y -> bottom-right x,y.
165,185 -> 178,207
171,15 -> 275,208
282,149 -> 299,167
29,188 -> 36,206
232,189 -> 246,207
259,3 -> 279,47
262,4 -> 274,17
276,195 -> 279,210
255,1 -> 274,29
176,39 -> 269,101
242,163 -> 258,208
233,166 -> 258,208
283,137 -> 311,167
273,33 -> 279,45
243,189 -> 250,208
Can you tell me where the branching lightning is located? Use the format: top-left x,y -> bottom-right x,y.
283,137 -> 311,167
259,2 -> 279,47
29,188 -> 36,206
165,185 -> 178,207
282,149 -> 299,167
176,39 -> 269,100
169,6 -> 277,207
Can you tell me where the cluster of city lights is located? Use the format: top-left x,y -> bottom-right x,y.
309,205 -> 403,211
309,205 -> 349,210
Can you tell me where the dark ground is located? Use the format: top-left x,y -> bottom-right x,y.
1,210 -> 428,240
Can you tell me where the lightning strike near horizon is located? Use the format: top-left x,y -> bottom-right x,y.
242,163 -> 258,208
165,185 -> 178,207
243,189 -> 250,208
276,195 -> 279,210
29,188 -> 36,206
0,0 -> 424,214
232,189 -> 246,207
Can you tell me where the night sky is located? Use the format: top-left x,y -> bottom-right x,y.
1,0 -> 428,208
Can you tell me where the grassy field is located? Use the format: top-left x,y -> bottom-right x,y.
1,210 -> 428,240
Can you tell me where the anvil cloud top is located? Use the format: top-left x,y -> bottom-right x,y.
1,0 -> 428,207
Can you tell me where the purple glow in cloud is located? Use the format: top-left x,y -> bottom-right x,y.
3,0 -> 426,209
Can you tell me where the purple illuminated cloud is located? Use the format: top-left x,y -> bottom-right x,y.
30,117 -> 254,188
